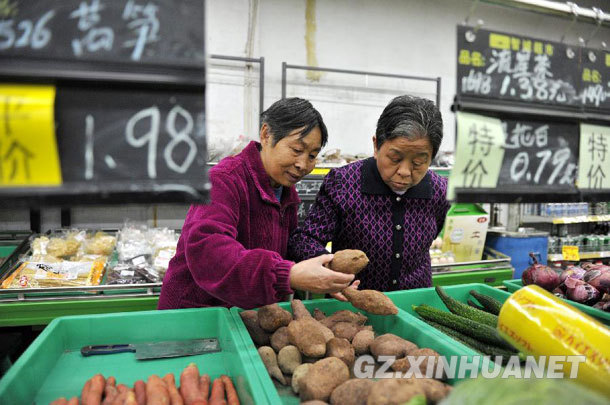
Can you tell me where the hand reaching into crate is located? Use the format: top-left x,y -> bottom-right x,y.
49,364 -> 240,405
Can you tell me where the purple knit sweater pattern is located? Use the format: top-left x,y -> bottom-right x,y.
288,158 -> 450,291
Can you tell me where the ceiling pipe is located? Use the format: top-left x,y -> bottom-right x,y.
480,0 -> 609,27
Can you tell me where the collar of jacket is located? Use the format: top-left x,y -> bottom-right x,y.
360,157 -> 433,199
242,141 -> 301,207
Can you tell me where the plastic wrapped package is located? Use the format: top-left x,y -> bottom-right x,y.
105,263 -> 150,285
498,285 -> 610,397
0,229 -> 116,289
117,225 -> 152,262
31,236 -> 50,256
28,229 -> 107,262
147,227 -> 179,275
45,237 -> 81,258
108,223 -> 178,284
152,247 -> 176,274
84,232 -> 116,256
28,254 -> 62,263
106,256 -> 161,285
45,229 -> 88,258
1,259 -> 106,288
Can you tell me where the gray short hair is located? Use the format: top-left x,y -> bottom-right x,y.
375,95 -> 443,158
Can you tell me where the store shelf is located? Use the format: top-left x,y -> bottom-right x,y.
548,251 -> 610,261
522,215 -> 610,225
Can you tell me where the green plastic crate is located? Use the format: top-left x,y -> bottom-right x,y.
432,268 -> 514,287
385,284 -> 513,363
503,279 -> 610,325
231,298 -> 483,405
0,296 -> 160,327
0,307 -> 269,405
386,283 -> 510,318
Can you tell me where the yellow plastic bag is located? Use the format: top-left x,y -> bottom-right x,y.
498,285 -> 610,397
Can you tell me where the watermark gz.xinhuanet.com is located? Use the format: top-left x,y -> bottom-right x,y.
354,355 -> 586,379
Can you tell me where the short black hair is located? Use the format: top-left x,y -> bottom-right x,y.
260,97 -> 328,147
375,95 -> 443,158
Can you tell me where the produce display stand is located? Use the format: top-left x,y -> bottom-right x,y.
0,307 -> 270,405
503,279 -> 610,325
231,285 -> 500,405
0,230 -> 162,327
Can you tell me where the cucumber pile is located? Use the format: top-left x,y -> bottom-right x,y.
412,287 -> 521,360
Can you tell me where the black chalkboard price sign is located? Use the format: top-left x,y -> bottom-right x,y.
0,85 -> 208,207
456,25 -> 609,116
0,0 -> 205,85
457,25 -> 581,108
497,118 -> 579,188
579,48 -> 610,114
0,0 -> 207,207
56,86 -> 206,184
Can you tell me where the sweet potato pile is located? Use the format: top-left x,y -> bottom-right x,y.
243,301 -> 452,404
50,364 -> 239,405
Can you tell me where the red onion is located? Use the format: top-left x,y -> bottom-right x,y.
581,263 -> 610,272
559,266 -> 586,283
522,253 -> 560,291
564,278 -> 601,305
583,270 -> 610,294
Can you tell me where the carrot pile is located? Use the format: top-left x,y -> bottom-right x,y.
50,364 -> 239,405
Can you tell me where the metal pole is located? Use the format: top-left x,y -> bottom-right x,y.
507,203 -> 521,231
29,209 -> 41,233
480,0 -> 610,26
209,55 -> 262,63
281,62 -> 287,99
60,208 -> 71,228
259,57 -> 265,118
283,63 -> 438,82
436,78 -> 442,109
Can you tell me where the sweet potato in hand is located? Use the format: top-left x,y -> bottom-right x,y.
342,288 -> 398,315
328,250 -> 369,274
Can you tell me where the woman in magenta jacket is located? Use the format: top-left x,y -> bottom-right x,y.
158,98 -> 354,310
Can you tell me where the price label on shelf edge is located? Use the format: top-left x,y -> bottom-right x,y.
562,245 -> 580,261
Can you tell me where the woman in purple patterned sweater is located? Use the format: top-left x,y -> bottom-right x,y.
159,98 -> 355,310
289,95 -> 451,292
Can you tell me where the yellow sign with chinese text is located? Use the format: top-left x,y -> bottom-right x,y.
0,85 -> 62,187
562,245 -> 580,261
